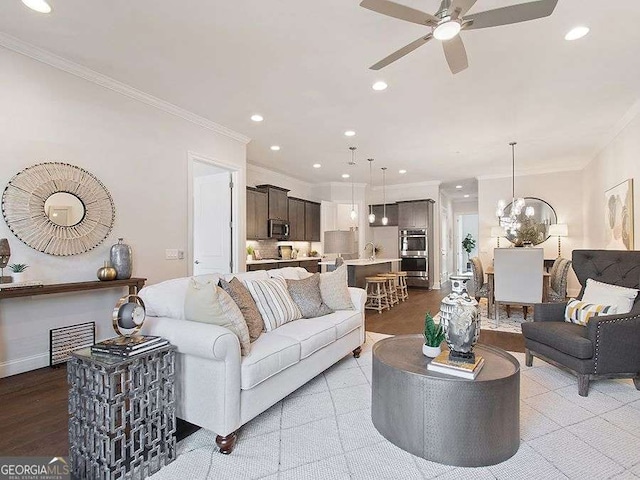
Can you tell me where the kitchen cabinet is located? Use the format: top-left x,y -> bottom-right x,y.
288,198 -> 306,241
246,187 -> 268,239
368,203 -> 398,227
398,200 -> 433,228
304,201 -> 321,242
246,260 -> 320,273
257,184 -> 289,221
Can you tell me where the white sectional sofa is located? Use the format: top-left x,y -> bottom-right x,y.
139,267 -> 366,453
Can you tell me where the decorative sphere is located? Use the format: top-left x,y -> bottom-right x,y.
97,265 -> 117,281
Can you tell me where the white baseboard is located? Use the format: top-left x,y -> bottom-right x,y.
0,352 -> 49,378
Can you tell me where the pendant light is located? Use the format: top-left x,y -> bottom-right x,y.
349,147 -> 357,221
381,167 -> 388,225
367,159 -> 376,224
496,142 -> 534,235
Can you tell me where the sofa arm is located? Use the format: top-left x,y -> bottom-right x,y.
349,287 -> 367,313
586,311 -> 640,374
533,302 -> 567,322
141,316 -> 241,361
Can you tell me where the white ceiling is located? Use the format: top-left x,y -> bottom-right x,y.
1,0 -> 639,186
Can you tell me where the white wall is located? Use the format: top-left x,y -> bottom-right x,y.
582,106 -> 640,250
246,163 -> 321,201
0,47 -> 247,376
478,170 -> 583,295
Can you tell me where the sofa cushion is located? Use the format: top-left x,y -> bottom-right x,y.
286,274 -> 333,318
268,267 -> 308,280
564,298 -> 618,326
273,318 -> 337,359
243,277 -> 302,331
241,333 -> 300,390
223,270 -> 270,283
219,278 -> 264,342
582,279 -> 638,315
139,274 -> 220,319
319,265 -> 354,311
318,310 -> 362,339
521,321 -> 593,359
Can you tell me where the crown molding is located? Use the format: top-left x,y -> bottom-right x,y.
370,179 -> 441,191
315,181 -> 369,188
593,98 -> 640,159
0,32 -> 251,145
247,163 -> 316,187
476,164 -> 583,181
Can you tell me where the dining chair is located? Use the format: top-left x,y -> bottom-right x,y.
493,248 -> 544,325
547,257 -> 572,303
469,257 -> 491,314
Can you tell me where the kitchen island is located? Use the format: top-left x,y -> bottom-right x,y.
318,258 -> 401,288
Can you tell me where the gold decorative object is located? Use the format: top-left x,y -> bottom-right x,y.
2,163 -> 115,256
112,295 -> 146,336
97,262 -> 117,281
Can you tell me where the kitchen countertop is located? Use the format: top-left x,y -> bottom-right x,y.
317,258 -> 402,266
246,257 -> 322,265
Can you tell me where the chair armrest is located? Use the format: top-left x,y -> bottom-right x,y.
141,316 -> 241,361
349,287 -> 367,313
586,311 -> 640,374
533,302 -> 567,322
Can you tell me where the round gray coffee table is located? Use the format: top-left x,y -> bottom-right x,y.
372,335 -> 520,467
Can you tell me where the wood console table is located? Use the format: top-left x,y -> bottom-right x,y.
0,277 -> 146,300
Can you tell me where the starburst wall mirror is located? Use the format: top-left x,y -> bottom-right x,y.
2,163 -> 115,256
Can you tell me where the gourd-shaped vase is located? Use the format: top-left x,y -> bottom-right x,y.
110,238 -> 132,280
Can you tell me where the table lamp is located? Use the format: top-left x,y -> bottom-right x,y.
490,226 -> 505,248
324,230 -> 355,258
548,224 -> 568,257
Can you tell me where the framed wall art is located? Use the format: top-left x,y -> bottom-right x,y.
605,179 -> 634,251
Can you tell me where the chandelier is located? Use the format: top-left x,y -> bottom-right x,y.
496,142 -> 534,235
349,147 -> 357,221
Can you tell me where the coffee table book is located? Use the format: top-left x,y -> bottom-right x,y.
91,335 -> 168,357
427,351 -> 485,380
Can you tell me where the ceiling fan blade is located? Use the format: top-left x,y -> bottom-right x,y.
442,35 -> 469,74
449,0 -> 478,17
370,34 -> 433,70
360,0 -> 439,26
464,0 -> 558,30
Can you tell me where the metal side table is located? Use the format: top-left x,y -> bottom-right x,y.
68,344 -> 176,479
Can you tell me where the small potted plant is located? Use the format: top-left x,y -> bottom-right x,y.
9,263 -> 29,282
423,312 -> 445,358
461,234 -> 476,271
246,245 -> 255,262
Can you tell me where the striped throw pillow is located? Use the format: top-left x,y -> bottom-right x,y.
564,298 -> 618,326
243,277 -> 302,331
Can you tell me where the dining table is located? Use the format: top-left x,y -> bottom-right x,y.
485,266 -> 551,317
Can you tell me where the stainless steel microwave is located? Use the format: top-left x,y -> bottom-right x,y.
268,219 -> 290,240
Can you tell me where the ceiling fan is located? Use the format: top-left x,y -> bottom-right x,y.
361,0 -> 559,74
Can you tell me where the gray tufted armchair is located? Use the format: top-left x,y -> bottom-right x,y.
547,257 -> 572,303
522,250 -> 640,396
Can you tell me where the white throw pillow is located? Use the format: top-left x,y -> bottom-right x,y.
565,298 -> 618,326
581,279 -> 639,315
243,277 -> 302,331
319,265 -> 354,311
268,267 -> 306,280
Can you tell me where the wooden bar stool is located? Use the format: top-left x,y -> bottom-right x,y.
396,271 -> 409,301
377,273 -> 399,307
364,277 -> 389,314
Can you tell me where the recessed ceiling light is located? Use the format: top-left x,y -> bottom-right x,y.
313,163 -> 321,169
399,169 -> 407,174
455,185 -> 463,189
464,194 -> 470,198
344,130 -> 356,137
565,26 -> 589,41
250,114 -> 264,122
21,0 -> 52,13
372,81 -> 388,91
342,173 -> 350,179
270,145 -> 280,151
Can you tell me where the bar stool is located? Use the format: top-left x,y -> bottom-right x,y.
377,273 -> 399,307
396,271 -> 409,302
364,277 -> 389,314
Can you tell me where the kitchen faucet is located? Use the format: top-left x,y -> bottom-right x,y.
364,242 -> 376,261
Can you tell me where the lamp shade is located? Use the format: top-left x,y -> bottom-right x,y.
323,230 -> 355,255
490,226 -> 505,238
548,224 -> 568,237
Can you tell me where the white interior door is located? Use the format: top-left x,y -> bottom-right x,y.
193,171 -> 232,275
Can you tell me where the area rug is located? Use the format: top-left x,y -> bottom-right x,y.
436,299 -> 527,335
150,332 -> 640,480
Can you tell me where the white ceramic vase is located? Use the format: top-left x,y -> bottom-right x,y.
422,344 -> 441,358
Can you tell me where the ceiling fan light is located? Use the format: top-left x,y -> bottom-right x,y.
433,20 -> 461,41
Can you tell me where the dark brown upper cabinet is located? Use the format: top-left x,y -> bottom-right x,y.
256,184 -> 289,221
367,203 -> 399,227
246,187 -> 269,239
304,201 -> 321,242
288,197 -> 306,241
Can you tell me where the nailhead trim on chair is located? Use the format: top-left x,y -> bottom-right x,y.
593,313 -> 640,374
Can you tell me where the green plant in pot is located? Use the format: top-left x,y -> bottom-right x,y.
246,245 -> 255,261
461,234 -> 476,271
423,312 -> 445,358
8,263 -> 28,282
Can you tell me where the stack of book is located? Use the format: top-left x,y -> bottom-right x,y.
91,335 -> 168,357
427,351 -> 485,380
